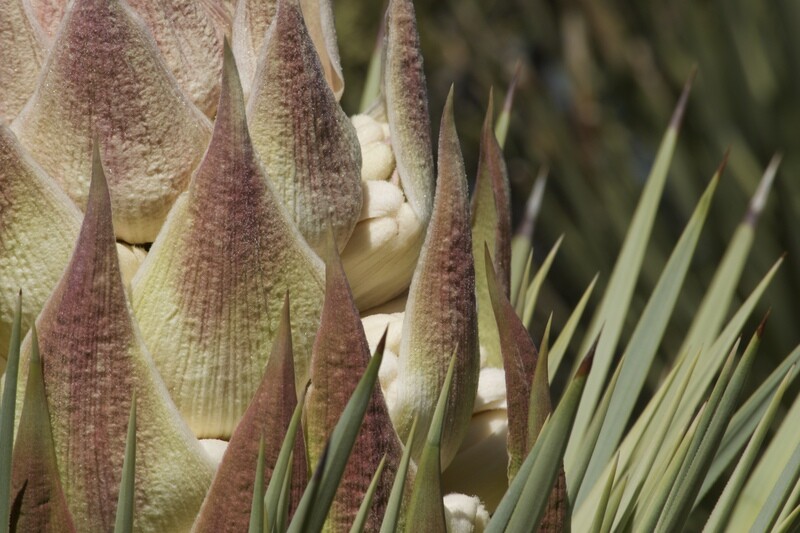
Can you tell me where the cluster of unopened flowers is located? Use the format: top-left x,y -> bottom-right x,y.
0,0 -> 523,531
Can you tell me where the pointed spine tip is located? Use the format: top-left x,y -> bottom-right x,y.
670,66 -> 697,131
375,327 -> 388,358
517,168 -> 548,239
716,149 -> 730,179
281,290 -> 291,324
219,37 -> 244,106
503,62 -> 522,115
756,309 -> 771,338
578,330 -> 602,377
745,153 -> 781,227
88,141 -> 111,211
445,84 -> 455,111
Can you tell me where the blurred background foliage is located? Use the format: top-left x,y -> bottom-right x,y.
334,1 -> 798,395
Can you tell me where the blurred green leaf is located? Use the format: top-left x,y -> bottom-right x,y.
568,75 -> 695,490
0,292 -> 22,533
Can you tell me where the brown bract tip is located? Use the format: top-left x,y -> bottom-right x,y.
89,142 -> 111,214
670,66 -> 697,131
375,326 -> 388,358
578,331 -> 602,377
217,37 -> 247,132
716,148 -> 730,180
756,309 -> 771,338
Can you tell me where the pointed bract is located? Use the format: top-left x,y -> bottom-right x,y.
28,0 -> 225,116
231,0 -> 278,98
0,124 -> 81,366
485,246 -> 537,477
131,44 -> 324,437
233,0 -> 344,100
471,93 -> 512,368
119,0 -> 226,117
383,0 -> 435,222
10,327 -> 77,533
12,0 -> 212,243
248,0 -> 362,254
194,296 -> 307,532
396,90 -> 479,467
16,149 -> 214,533
306,234 -> 404,531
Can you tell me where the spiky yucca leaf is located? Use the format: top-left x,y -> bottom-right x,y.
0,293 -> 22,532
114,396 -> 136,533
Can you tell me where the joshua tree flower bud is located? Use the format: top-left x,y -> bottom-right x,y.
443,493 -> 490,533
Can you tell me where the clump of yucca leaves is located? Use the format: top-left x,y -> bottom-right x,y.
0,0 -> 799,532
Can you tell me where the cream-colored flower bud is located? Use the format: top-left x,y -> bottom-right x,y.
361,310 -> 404,417
443,367 -> 510,511
443,493 -> 490,533
343,114 -> 426,311
363,309 -> 510,512
199,439 -> 229,468
352,114 -> 395,183
116,243 -> 147,290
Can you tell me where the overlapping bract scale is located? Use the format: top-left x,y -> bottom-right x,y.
131,43 -> 324,438
247,0 -> 362,255
28,0 -> 226,116
193,296 -> 307,532
471,94 -> 513,368
12,0 -> 212,244
233,0 -> 344,100
15,149 -> 214,533
11,329 -> 77,533
339,0 -> 435,311
0,125 -> 80,368
394,90 -> 479,468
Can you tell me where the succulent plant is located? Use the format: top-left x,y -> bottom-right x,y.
0,0 -> 799,532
